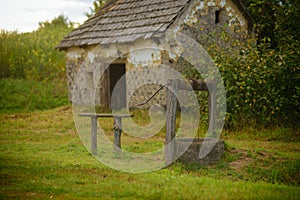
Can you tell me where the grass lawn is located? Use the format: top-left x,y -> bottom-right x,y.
0,106 -> 299,199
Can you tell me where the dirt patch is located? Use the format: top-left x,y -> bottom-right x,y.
4,113 -> 31,120
229,157 -> 253,171
228,149 -> 253,171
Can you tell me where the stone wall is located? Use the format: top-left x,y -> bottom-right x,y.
65,52 -> 83,102
174,0 -> 249,48
65,40 -> 168,108
176,138 -> 225,165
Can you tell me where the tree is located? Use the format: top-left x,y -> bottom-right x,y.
245,0 -> 300,48
38,14 -> 74,30
85,0 -> 106,18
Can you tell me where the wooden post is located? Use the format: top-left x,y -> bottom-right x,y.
114,117 -> 122,153
101,69 -> 110,109
165,79 -> 178,165
208,80 -> 217,136
91,116 -> 97,154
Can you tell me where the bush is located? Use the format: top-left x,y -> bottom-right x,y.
207,33 -> 300,129
0,15 -> 73,81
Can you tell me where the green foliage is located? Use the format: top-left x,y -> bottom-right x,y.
85,0 -> 106,18
181,32 -> 299,129
206,33 -> 300,129
0,15 -> 73,81
245,0 -> 300,48
0,79 -> 69,113
182,0 -> 300,129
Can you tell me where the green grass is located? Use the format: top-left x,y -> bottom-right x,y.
0,106 -> 299,199
0,79 -> 69,113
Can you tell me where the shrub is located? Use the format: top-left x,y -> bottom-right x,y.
0,15 -> 73,81
207,33 -> 300,129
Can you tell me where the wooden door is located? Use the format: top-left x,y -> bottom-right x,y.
109,64 -> 126,110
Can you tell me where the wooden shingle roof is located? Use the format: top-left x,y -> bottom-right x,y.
57,0 -> 190,49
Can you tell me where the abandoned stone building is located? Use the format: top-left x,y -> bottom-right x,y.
57,0 -> 252,110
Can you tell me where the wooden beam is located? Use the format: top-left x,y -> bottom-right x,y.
91,116 -> 97,155
165,79 -> 178,165
79,113 -> 133,154
101,69 -> 110,109
79,113 -> 132,118
208,80 -> 217,136
114,117 -> 122,153
177,79 -> 208,91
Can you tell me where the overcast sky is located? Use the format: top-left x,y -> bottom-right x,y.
0,0 -> 94,32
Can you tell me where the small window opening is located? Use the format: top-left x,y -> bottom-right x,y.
215,10 -> 221,24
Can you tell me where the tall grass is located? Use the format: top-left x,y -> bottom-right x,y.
0,15 -> 72,81
0,79 -> 69,113
0,15 -> 72,112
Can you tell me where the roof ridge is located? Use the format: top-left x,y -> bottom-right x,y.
95,6 -> 183,19
58,0 -> 250,49
86,0 -> 124,23
111,0 -> 181,11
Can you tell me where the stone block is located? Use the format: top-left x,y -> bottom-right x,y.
176,138 -> 225,165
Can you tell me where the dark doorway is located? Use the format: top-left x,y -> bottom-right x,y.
109,64 -> 126,110
215,10 -> 221,24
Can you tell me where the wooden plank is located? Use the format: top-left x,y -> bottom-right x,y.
91,116 -> 98,155
101,69 -> 110,109
208,80 -> 217,136
78,113 -> 133,118
78,114 -> 133,154
177,79 -> 208,91
165,79 -> 178,165
114,117 -> 122,153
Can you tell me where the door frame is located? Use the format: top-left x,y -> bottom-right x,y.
101,63 -> 126,110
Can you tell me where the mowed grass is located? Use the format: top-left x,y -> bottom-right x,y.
0,106 -> 299,199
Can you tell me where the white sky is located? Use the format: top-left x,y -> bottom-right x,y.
0,0 -> 94,32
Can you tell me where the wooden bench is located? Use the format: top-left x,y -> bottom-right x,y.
78,113 -> 133,154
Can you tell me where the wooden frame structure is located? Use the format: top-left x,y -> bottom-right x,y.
78,79 -> 216,162
165,79 -> 217,164
78,113 -> 133,154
